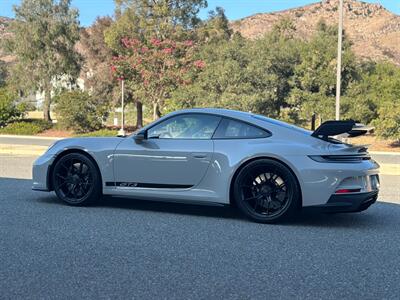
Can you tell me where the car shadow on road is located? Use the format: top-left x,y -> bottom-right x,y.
38,193 -> 400,229
288,209 -> 388,228
41,194 -> 246,220
1,177 -> 398,228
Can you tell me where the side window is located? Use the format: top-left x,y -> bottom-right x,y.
213,118 -> 269,139
147,114 -> 221,139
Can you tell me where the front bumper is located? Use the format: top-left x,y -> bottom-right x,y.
305,191 -> 378,213
32,153 -> 55,191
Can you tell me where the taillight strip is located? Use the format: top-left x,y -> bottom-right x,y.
308,155 -> 370,163
335,188 -> 361,194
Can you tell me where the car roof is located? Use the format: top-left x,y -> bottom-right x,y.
171,108 -> 253,119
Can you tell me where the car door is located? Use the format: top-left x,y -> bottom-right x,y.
113,113 -> 221,189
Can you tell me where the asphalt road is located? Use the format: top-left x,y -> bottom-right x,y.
0,153 -> 400,299
1,177 -> 400,299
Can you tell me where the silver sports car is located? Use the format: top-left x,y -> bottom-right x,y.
32,108 -> 380,223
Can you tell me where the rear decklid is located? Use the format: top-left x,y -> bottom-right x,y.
311,120 -> 375,161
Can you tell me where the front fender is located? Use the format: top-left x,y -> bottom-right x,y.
40,137 -> 124,190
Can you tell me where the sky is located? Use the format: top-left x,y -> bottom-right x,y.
1,0 -> 399,27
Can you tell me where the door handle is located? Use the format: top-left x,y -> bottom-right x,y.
191,153 -> 207,159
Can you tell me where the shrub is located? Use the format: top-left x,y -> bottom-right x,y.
374,102 -> 400,142
342,96 -> 378,125
55,90 -> 106,133
295,11 -> 304,17
0,61 -> 8,87
0,119 -> 52,135
77,129 -> 118,137
0,88 -> 26,126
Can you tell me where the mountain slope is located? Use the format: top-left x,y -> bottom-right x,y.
1,0 -> 399,65
231,0 -> 400,65
0,16 -> 13,63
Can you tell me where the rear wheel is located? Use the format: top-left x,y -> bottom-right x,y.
52,153 -> 101,205
233,159 -> 300,223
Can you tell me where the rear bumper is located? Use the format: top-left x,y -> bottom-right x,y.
304,191 -> 378,213
284,154 -> 379,206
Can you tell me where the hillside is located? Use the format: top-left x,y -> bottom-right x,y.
0,16 -> 13,63
231,0 -> 400,65
1,0 -> 399,65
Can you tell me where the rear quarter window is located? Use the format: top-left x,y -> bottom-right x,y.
213,118 -> 270,139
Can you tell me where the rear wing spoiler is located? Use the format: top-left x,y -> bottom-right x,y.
311,120 -> 373,141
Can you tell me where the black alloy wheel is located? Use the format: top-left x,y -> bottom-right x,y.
233,159 -> 300,223
52,153 -> 101,205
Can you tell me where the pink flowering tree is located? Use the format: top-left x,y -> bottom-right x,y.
111,37 -> 205,120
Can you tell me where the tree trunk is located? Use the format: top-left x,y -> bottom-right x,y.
153,102 -> 159,120
136,101 -> 143,128
156,105 -> 162,119
43,86 -> 52,122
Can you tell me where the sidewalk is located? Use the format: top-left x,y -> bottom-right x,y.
0,135 -> 61,156
0,144 -> 48,156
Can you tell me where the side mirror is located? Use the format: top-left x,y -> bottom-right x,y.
133,132 -> 146,143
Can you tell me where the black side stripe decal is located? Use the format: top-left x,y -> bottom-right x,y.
106,182 -> 193,189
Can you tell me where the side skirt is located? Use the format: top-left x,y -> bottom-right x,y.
105,182 -> 193,189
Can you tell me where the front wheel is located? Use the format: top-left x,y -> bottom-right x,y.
233,159 -> 300,223
52,153 -> 102,205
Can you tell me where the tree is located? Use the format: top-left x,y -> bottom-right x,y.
169,36 -> 254,113
271,16 -> 296,39
0,61 -> 8,87
5,0 -> 81,122
105,0 -> 208,123
196,7 -> 232,43
104,8 -> 144,127
285,20 -> 357,125
375,102 -> 400,143
106,0 -> 208,50
170,28 -> 300,118
114,0 -> 207,39
0,87 -> 25,126
249,23 -> 301,117
341,61 -> 400,140
79,17 -> 115,122
104,6 -> 141,54
54,90 -> 105,133
112,37 -> 204,119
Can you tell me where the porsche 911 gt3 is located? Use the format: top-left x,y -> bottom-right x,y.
32,108 -> 379,223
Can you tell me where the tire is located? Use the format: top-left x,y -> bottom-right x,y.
233,159 -> 300,223
52,153 -> 102,206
